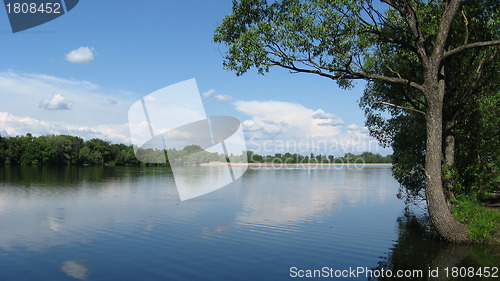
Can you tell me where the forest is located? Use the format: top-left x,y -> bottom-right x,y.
0,133 -> 392,167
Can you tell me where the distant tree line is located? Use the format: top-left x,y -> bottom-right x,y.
246,151 -> 392,164
0,134 -> 392,166
0,133 -> 140,166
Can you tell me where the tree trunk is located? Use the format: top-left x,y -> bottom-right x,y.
443,117 -> 455,167
443,115 -> 456,206
424,76 -> 470,243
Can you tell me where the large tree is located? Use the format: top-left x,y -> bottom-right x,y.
214,0 -> 500,242
360,0 -> 499,205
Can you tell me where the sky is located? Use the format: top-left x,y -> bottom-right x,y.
0,0 -> 391,156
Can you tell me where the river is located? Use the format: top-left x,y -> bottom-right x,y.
0,166 -> 498,280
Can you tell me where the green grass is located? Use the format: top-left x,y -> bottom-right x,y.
452,196 -> 500,242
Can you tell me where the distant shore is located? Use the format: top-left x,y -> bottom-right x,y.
200,162 -> 393,167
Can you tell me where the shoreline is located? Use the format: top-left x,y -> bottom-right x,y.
200,162 -> 393,167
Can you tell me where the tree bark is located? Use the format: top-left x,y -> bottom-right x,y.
443,114 -> 456,205
423,72 -> 470,243
443,114 -> 455,167
419,0 -> 471,243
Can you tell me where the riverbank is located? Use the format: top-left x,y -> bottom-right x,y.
200,162 -> 393,167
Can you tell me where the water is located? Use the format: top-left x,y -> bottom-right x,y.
0,166 -> 498,280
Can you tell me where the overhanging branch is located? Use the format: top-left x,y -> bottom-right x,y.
369,97 -> 425,115
269,59 -> 424,91
361,73 -> 424,91
444,40 -> 500,59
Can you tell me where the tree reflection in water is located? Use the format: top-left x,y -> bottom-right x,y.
372,209 -> 500,280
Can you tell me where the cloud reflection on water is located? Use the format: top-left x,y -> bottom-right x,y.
61,260 -> 89,280
0,167 -> 396,250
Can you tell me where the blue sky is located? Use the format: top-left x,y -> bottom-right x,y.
0,1 -> 390,156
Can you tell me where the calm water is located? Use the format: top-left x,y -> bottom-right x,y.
0,166 -> 498,280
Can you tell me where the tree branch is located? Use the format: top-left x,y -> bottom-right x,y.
369,97 -> 425,115
364,28 -> 419,54
357,4 -> 416,52
444,40 -> 500,59
381,0 -> 421,40
463,46 -> 499,102
433,0 -> 461,60
270,60 -> 345,80
461,9 -> 469,45
269,59 -> 424,91
381,0 -> 428,61
360,72 -> 424,91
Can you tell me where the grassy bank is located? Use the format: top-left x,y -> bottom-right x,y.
452,196 -> 500,242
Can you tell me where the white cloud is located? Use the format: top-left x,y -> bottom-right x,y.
312,110 -> 340,120
215,94 -> 233,102
39,94 -> 73,110
202,89 -> 215,99
0,71 -> 134,127
0,112 -> 49,137
234,100 -> 382,155
0,112 -> 130,143
0,71 -> 136,143
25,73 -> 98,89
65,47 -> 95,63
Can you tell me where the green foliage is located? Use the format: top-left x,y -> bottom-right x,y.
0,134 -> 140,167
0,135 -> 254,167
358,0 -> 500,203
247,150 -> 392,164
214,0 -> 393,88
165,145 -> 229,166
453,86 -> 500,196
452,196 -> 500,242
0,135 -> 5,166
46,135 -> 83,165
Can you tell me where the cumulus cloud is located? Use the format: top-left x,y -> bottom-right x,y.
0,71 -> 134,127
234,100 -> 381,155
215,94 -> 233,102
202,89 -> 216,99
312,110 -> 340,120
39,94 -> 73,110
235,101 -> 342,139
312,109 -> 344,126
0,112 -> 130,143
317,121 -> 342,127
0,112 -> 55,137
65,47 -> 95,63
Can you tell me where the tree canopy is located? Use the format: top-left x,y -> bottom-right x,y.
215,0 -> 500,242
0,134 -> 139,166
359,0 -> 500,203
215,0 -> 499,88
